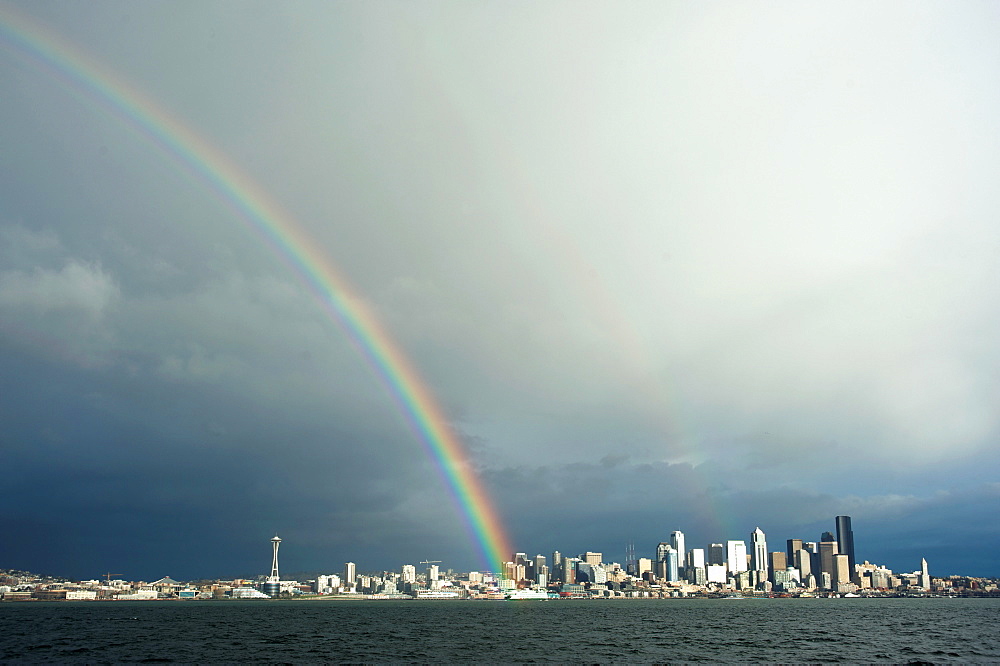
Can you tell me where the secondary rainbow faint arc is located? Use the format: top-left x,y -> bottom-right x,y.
0,7 -> 512,574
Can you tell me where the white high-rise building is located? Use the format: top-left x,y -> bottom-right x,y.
706,564 -> 728,584
670,530 -> 686,576
751,527 -> 768,575
401,564 -> 416,584
344,562 -> 357,586
727,540 -> 748,573
686,548 -> 706,583
315,574 -> 341,593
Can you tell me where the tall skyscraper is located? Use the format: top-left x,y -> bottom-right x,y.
344,562 -> 357,586
835,515 -> 856,572
750,527 -> 768,575
401,564 -> 416,584
670,531 -> 686,576
919,558 -> 931,590
687,548 -> 706,571
534,554 -> 547,581
665,547 -> 680,582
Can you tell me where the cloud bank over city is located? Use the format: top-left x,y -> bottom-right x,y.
1,0 -> 998,579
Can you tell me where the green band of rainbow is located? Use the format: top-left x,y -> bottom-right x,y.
0,7 -> 512,575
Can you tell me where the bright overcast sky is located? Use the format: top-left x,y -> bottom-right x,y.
1,0 -> 998,579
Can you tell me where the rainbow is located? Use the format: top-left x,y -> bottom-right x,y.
0,7 -> 512,574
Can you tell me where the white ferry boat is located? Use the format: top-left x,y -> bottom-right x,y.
505,589 -> 550,600
412,590 -> 461,599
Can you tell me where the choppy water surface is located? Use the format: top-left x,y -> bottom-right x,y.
2,597 -> 998,663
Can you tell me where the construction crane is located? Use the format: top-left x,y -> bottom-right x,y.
419,560 -> 442,566
103,572 -> 123,583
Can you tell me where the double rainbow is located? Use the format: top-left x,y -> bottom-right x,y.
0,7 -> 512,574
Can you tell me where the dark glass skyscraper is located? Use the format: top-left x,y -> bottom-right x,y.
835,515 -> 856,571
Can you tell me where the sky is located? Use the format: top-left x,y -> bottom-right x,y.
1,0 -> 998,581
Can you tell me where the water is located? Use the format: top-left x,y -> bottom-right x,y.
2,597 -> 998,663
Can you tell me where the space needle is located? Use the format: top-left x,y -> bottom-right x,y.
264,535 -> 281,598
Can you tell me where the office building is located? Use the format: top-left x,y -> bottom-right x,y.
750,527 -> 768,575
818,534 -> 838,587
835,515 -> 856,572
665,547 -> 680,582
769,552 -> 787,583
670,530 -> 686,577
344,562 -> 357,587
708,543 -> 726,566
793,547 -> 812,578
727,540 -> 748,573
687,548 -> 706,584
786,538 -> 803,563
834,554 -> 851,589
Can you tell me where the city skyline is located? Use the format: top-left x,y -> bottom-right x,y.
2,2 -> 1000,582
